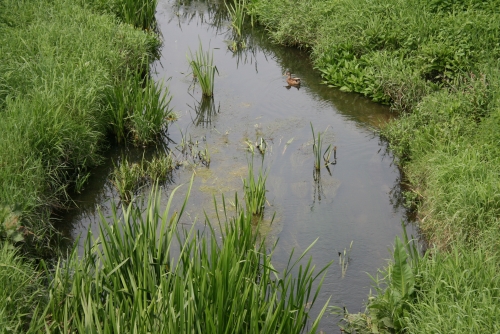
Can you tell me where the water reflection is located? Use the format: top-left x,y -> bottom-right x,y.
187,95 -> 220,127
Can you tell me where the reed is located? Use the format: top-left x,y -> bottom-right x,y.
107,71 -> 173,146
339,240 -> 353,278
242,158 -> 267,216
118,0 -> 159,31
110,157 -> 147,203
37,179 -> 331,333
188,41 -> 219,97
225,0 -> 247,37
146,152 -> 176,183
311,123 -> 334,170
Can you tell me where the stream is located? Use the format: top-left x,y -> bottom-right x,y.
60,0 -> 417,330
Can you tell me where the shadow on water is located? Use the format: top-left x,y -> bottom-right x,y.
59,0 -> 420,331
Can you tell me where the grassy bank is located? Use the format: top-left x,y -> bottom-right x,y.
0,0 -> 167,255
251,0 -> 500,332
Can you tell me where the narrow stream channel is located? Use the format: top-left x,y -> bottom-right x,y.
61,0 -> 417,330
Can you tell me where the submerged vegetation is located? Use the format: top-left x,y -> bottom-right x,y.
251,0 -> 500,331
310,123 -> 335,170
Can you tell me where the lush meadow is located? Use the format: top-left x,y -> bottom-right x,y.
251,0 -> 500,332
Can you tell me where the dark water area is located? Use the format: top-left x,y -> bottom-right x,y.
60,0 -> 418,331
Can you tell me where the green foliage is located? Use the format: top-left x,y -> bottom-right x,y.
243,158 -> 267,216
0,205 -> 25,246
311,123 -> 334,170
340,228 -> 419,333
37,181 -> 330,333
405,247 -> 500,332
106,71 -> 173,146
146,153 -> 176,183
253,0 -> 500,110
0,0 -> 162,255
83,0 -> 160,31
0,244 -> 46,333
188,40 -> 219,97
110,157 -> 147,203
226,0 -> 247,37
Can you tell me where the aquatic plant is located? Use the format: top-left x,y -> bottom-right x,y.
243,158 -> 267,216
38,180 -> 331,333
146,152 -> 176,183
107,71 -> 173,146
225,0 -> 246,37
118,0 -> 159,31
110,157 -> 147,203
339,240 -> 353,278
311,123 -> 335,170
188,41 -> 219,97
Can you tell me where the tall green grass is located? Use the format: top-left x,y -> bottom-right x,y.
243,159 -> 268,216
188,41 -> 219,97
106,71 -> 173,145
0,0 -> 161,254
342,240 -> 500,333
83,0 -> 160,31
37,180 -> 330,333
226,0 -> 247,37
0,244 -> 46,333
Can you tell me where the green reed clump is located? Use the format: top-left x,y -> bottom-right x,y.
226,0 -> 247,37
37,180 -> 330,333
146,152 -> 176,183
188,41 -> 219,97
110,157 -> 147,203
342,239 -> 500,333
120,0 -> 159,31
243,159 -> 267,216
107,71 -> 173,146
311,123 -> 334,170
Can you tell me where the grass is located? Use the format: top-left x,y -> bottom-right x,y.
310,123 -> 334,170
110,157 -> 147,203
0,0 -> 161,256
147,152 -> 176,183
225,0 -> 247,37
84,0 -> 160,31
243,158 -> 268,216
107,71 -> 173,146
34,179 -> 331,333
0,244 -> 46,333
188,40 -> 219,97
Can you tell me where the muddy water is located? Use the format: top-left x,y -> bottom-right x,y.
61,0 -> 416,330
